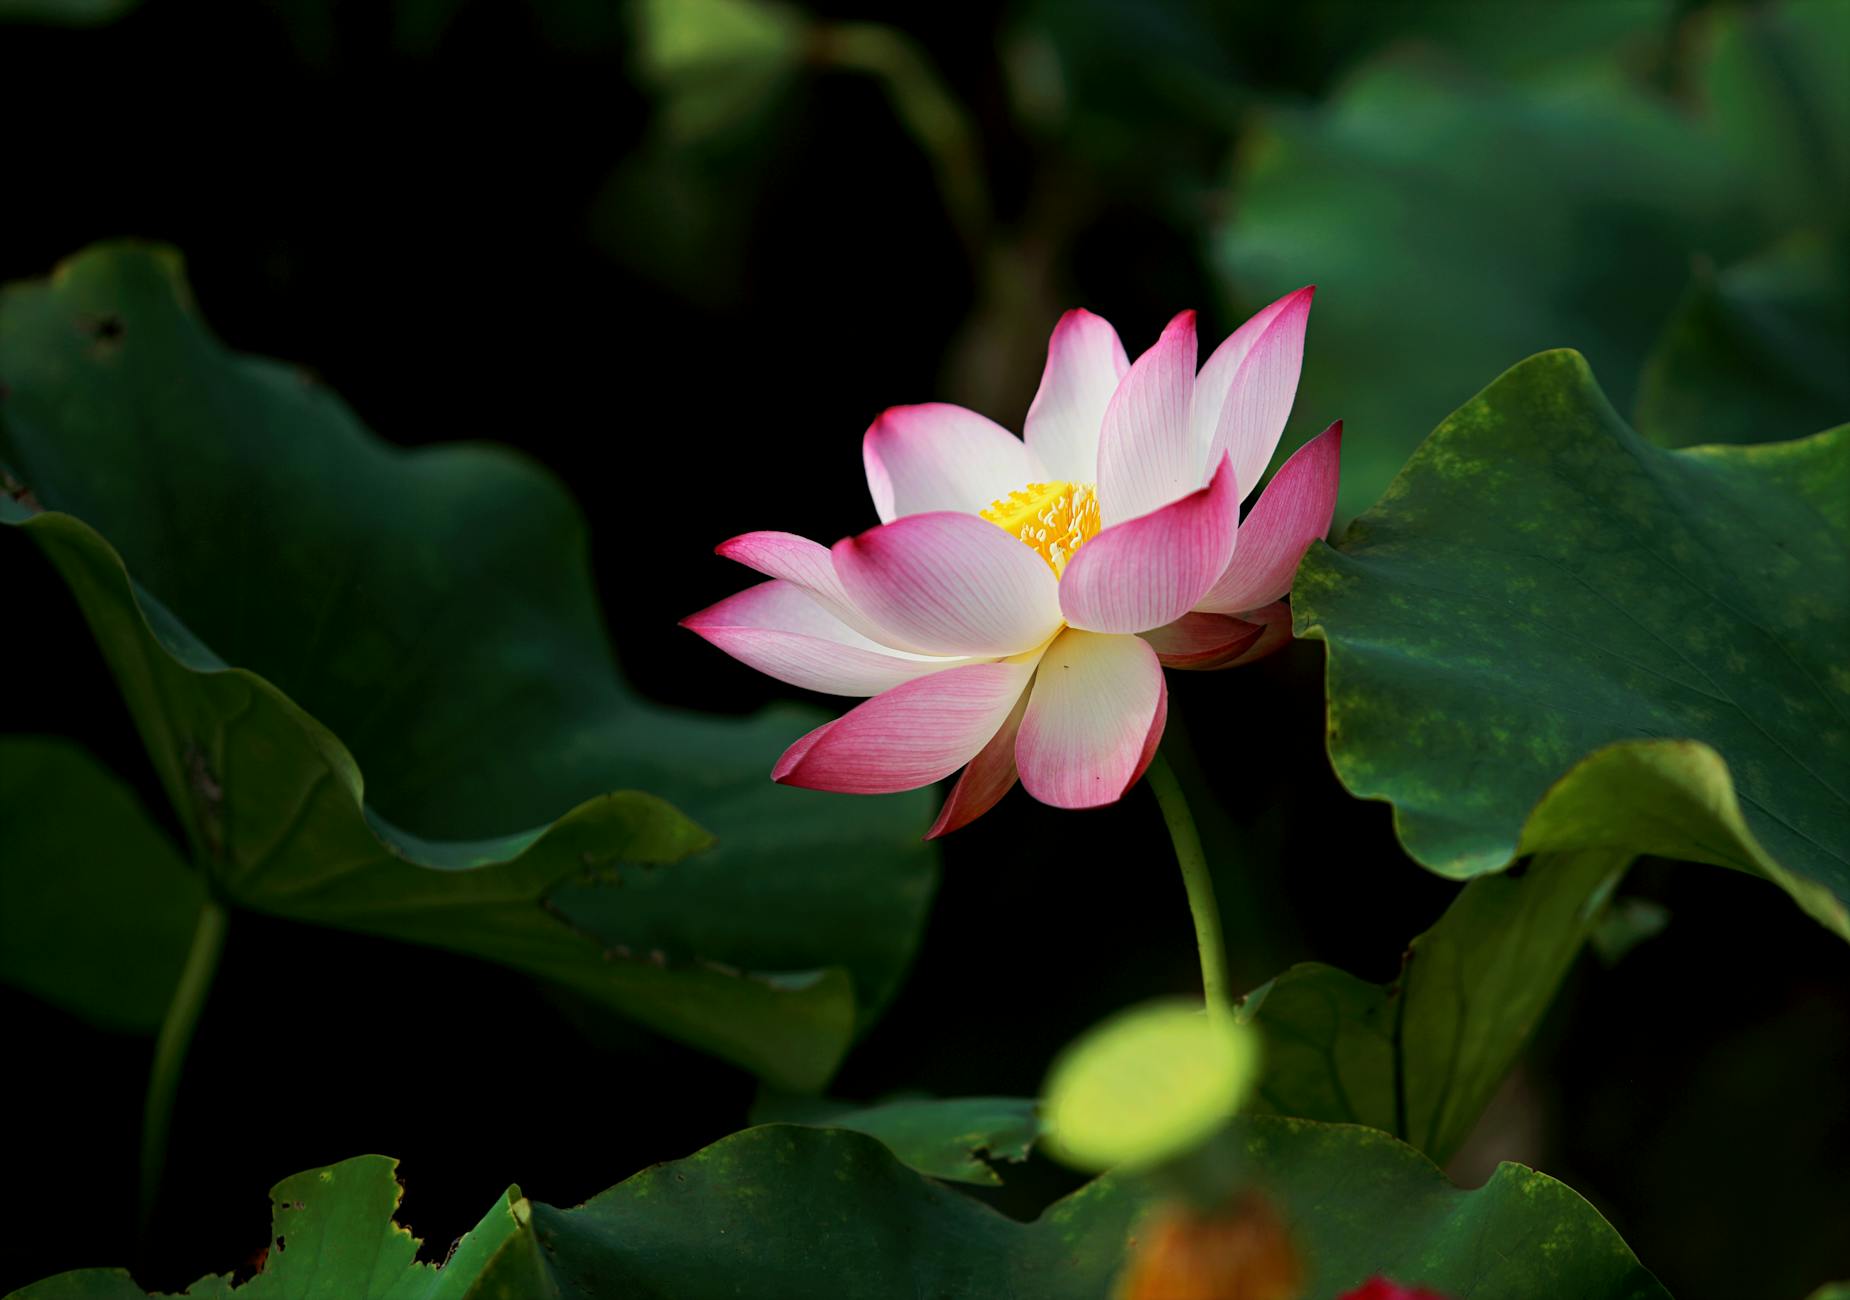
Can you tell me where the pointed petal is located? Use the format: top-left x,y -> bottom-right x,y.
833,510 -> 1063,656
1140,611 -> 1266,670
925,685 -> 1030,838
715,530 -> 895,645
1024,309 -> 1130,483
682,580 -> 972,697
863,403 -> 1042,523
1193,601 -> 1293,671
1059,453 -> 1240,635
1016,629 -> 1166,809
1096,310 -> 1199,525
1197,421 -> 1341,614
772,659 -> 1038,794
1191,286 -> 1314,498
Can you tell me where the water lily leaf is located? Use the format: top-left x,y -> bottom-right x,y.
1214,36 -> 1803,518
748,1093 -> 1040,1185
1636,234 -> 1850,449
0,243 -> 936,1089
0,736 -> 204,1032
1239,850 -> 1626,1163
1292,349 -> 1850,937
4,1155 -> 521,1299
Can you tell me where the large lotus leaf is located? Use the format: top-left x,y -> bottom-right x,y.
473,1119 -> 1665,1299
1214,44 -> 1774,518
0,243 -> 936,1089
1292,349 -> 1850,937
0,736 -> 203,1032
1636,234 -> 1850,449
1240,849 -> 1627,1162
5,1155 -> 522,1300
11,1121 -> 1667,1299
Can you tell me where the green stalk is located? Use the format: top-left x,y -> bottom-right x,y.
1146,751 -> 1231,1020
139,896 -> 228,1235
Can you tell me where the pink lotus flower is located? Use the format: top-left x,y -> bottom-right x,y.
684,289 -> 1341,836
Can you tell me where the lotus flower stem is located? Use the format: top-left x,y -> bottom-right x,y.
1145,751 -> 1230,1019
139,895 -> 228,1238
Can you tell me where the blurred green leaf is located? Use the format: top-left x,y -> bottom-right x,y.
633,0 -> 807,146
1696,0 -> 1850,233
1636,234 -> 1850,448
1293,350 -> 1850,937
0,737 -> 203,1032
749,1093 -> 1040,1185
0,0 -> 138,25
11,1121 -> 1669,1298
1042,999 -> 1261,1173
0,243 -> 937,1089
1216,49 -> 1758,518
1240,850 -> 1626,1164
1588,894 -> 1671,966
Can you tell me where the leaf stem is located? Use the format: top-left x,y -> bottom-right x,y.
140,895 -> 228,1236
1146,751 -> 1231,1019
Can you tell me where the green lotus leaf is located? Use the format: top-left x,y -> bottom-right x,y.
1292,349 -> 1849,937
3,1155 -> 521,1299
1240,849 -> 1627,1162
0,243 -> 936,1089
748,1092 -> 1041,1185
1695,0 -> 1850,234
1213,8 -> 1848,517
1636,234 -> 1850,449
9,1120 -> 1668,1299
477,1118 -> 1669,1298
0,736 -> 204,1032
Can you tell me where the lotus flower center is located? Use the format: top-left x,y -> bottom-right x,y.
980,480 -> 1101,577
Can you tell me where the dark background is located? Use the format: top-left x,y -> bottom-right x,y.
3,2 -> 1847,1297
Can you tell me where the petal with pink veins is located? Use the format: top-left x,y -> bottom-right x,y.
925,685 -> 1030,838
1140,611 -> 1266,670
1017,629 -> 1166,809
1197,421 -> 1341,614
1191,286 -> 1314,499
715,530 -> 895,645
863,403 -> 1043,523
773,658 -> 1038,794
834,510 -> 1064,656
1059,453 -> 1240,635
1207,600 -> 1293,670
1096,310 -> 1199,525
1024,309 -> 1130,484
682,580 -> 972,697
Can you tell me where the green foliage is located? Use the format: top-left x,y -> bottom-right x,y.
10,1120 -> 1669,1300
1292,350 -> 1850,936
0,737 -> 203,1032
747,1093 -> 1040,1185
5,1155 -> 522,1299
0,244 -> 937,1089
1240,850 -> 1626,1163
1216,1 -> 1850,517
1041,999 -> 1260,1172
1636,234 -> 1850,449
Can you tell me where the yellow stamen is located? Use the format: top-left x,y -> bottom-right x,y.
980,480 -> 1101,577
